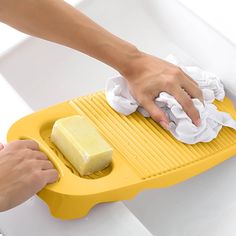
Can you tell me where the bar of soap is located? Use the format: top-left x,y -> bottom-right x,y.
51,115 -> 112,176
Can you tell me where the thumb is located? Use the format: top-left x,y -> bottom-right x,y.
142,100 -> 169,130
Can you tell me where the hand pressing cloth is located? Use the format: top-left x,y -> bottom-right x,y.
105,55 -> 236,144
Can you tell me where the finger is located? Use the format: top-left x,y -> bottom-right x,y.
23,140 -> 40,150
38,160 -> 54,170
10,140 -> 39,151
182,70 -> 198,85
42,169 -> 59,184
32,150 -> 48,160
173,87 -> 200,126
142,100 -> 169,129
180,76 -> 204,102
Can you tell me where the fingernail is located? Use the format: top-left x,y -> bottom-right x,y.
160,121 -> 169,130
195,118 -> 201,127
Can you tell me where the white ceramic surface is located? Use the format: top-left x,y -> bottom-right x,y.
0,0 -> 81,57
0,0 -> 236,235
178,0 -> 236,46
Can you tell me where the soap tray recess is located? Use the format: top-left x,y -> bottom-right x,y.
7,91 -> 236,220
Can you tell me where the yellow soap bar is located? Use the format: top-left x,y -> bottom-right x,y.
51,115 -> 112,176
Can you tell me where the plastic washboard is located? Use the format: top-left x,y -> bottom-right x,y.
7,91 -> 236,219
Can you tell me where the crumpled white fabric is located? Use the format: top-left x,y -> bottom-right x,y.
105,55 -> 236,144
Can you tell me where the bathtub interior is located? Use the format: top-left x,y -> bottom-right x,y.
0,0 -> 236,235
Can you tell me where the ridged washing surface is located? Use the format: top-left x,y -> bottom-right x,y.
72,92 -> 236,180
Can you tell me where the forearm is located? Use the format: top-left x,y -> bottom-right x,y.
0,0 -> 140,75
0,0 -> 202,127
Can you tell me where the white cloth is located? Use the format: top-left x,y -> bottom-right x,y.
105,55 -> 236,144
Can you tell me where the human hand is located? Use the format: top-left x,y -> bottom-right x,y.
123,52 -> 203,129
0,140 -> 58,211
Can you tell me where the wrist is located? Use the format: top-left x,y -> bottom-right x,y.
118,46 -> 142,74
119,49 -> 147,80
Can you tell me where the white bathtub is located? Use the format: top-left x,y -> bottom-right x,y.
0,0 -> 236,235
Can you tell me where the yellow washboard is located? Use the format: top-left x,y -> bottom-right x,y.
7,91 -> 236,219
